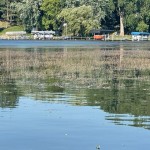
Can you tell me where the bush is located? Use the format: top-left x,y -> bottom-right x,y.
136,21 -> 149,32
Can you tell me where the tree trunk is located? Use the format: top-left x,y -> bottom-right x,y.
120,13 -> 124,36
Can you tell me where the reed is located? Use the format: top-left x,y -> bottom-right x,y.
0,47 -> 150,88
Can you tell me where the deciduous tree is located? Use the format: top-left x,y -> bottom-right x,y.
41,0 -> 61,30
58,5 -> 99,36
13,0 -> 42,32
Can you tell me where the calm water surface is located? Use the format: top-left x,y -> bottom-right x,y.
0,40 -> 150,150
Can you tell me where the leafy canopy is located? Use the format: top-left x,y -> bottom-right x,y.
41,0 -> 61,30
58,5 -> 99,36
11,0 -> 42,32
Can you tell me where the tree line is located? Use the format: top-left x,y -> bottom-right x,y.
0,0 -> 150,36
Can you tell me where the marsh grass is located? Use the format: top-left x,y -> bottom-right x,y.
0,48 -> 150,88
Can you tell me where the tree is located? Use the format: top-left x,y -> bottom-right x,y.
136,21 -> 149,32
61,0 -> 80,8
123,0 -> 140,33
80,0 -> 112,23
139,0 -> 150,31
112,0 -> 128,36
0,0 -> 5,19
58,5 -> 99,36
62,0 -> 112,25
100,0 -> 118,30
13,0 -> 42,32
112,0 -> 142,35
0,0 -> 17,23
124,0 -> 150,33
40,0 -> 61,30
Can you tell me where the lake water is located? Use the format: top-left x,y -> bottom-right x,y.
0,40 -> 150,150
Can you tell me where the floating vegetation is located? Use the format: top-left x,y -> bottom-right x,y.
0,47 -> 150,89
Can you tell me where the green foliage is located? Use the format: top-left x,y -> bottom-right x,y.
0,0 -> 5,18
0,0 -> 20,23
0,25 -> 24,35
139,0 -> 150,29
58,5 -> 99,36
136,21 -> 149,32
1,0 -> 150,34
125,14 -> 138,32
40,0 -> 61,30
12,0 -> 42,32
63,0 -> 111,22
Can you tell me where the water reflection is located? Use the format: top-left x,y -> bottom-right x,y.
84,79 -> 150,129
0,78 -> 20,108
0,52 -> 21,108
0,41 -> 150,130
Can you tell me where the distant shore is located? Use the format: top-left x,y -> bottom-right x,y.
1,33 -> 150,41
0,35 -> 132,41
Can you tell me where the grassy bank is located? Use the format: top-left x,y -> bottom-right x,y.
0,25 -> 24,35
